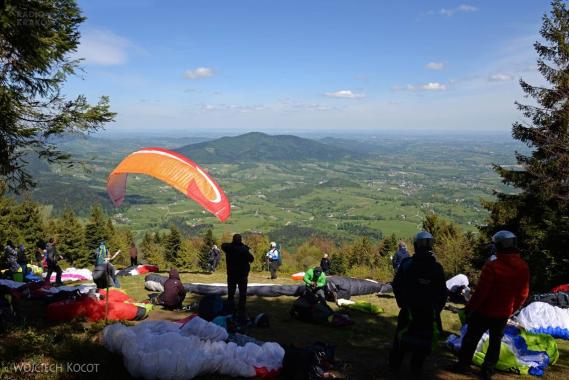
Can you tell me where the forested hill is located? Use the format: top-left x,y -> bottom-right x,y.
175,132 -> 364,163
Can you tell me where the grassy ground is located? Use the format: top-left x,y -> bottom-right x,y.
1,271 -> 568,379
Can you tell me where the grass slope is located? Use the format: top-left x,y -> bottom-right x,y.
1,271 -> 568,379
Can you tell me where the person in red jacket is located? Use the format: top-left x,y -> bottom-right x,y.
451,230 -> 530,379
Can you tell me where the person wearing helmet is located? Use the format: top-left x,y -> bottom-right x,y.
388,231 -> 447,376
265,241 -> 280,280
450,231 -> 529,380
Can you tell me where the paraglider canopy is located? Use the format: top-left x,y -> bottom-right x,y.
107,147 -> 230,222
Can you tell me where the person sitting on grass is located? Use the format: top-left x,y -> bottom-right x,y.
158,268 -> 187,310
303,266 -> 327,304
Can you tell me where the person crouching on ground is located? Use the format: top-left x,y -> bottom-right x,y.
159,268 -> 187,310
221,234 -> 254,324
388,231 -> 447,376
303,266 -> 327,304
450,231 -> 529,380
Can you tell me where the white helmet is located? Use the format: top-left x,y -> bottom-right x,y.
270,242 -> 277,248
414,231 -> 434,250
492,230 -> 517,250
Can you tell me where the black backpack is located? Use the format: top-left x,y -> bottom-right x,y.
290,293 -> 333,324
198,294 -> 224,321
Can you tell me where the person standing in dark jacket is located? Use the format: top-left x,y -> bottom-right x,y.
320,254 -> 331,275
17,244 -> 28,276
45,237 -> 64,286
3,240 -> 20,275
159,268 -> 187,310
221,234 -> 254,323
450,231 -> 529,380
388,231 -> 447,376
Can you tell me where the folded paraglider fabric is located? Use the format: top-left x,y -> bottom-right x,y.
144,273 -> 391,298
117,264 -> 159,276
447,324 -> 558,376
47,288 -> 152,322
46,267 -> 93,282
291,272 -> 305,281
446,274 -> 469,290
514,302 -> 569,339
528,293 -> 569,309
551,284 -> 569,293
102,319 -> 284,379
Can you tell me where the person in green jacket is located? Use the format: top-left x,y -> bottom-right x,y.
303,267 -> 327,303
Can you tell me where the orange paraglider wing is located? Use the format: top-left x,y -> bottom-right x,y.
107,147 -> 230,222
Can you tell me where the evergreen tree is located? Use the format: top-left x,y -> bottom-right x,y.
379,233 -> 398,257
0,182 -> 15,246
84,204 -> 109,255
0,0 -> 115,191
56,208 -> 86,266
329,252 -> 348,275
9,196 -> 45,248
164,225 -> 182,264
482,1 -> 569,290
141,231 -> 166,268
423,214 -> 473,277
198,228 -> 215,271
348,237 -> 376,268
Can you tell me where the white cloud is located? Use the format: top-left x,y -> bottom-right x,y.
426,62 -> 444,70
421,82 -> 447,91
437,4 -> 478,16
489,73 -> 514,82
324,90 -> 365,99
393,82 -> 447,92
184,67 -> 215,79
458,4 -> 478,12
75,29 -> 132,65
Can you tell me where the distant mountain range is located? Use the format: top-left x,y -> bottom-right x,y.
175,132 -> 364,163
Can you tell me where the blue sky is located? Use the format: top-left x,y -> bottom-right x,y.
66,0 -> 551,135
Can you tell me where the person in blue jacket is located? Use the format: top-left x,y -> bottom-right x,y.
392,241 -> 410,272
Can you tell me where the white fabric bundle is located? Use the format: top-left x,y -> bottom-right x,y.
446,274 -> 469,290
102,319 -> 284,379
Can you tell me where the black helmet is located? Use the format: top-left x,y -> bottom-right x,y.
492,230 -> 517,251
414,231 -> 434,250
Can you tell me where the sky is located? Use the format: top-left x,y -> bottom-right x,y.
65,0 -> 552,136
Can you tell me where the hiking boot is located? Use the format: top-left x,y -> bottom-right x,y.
481,367 -> 494,380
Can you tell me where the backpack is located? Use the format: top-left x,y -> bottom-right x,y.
275,243 -> 282,265
290,293 -> 334,324
95,245 -> 107,265
198,294 -> 224,321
